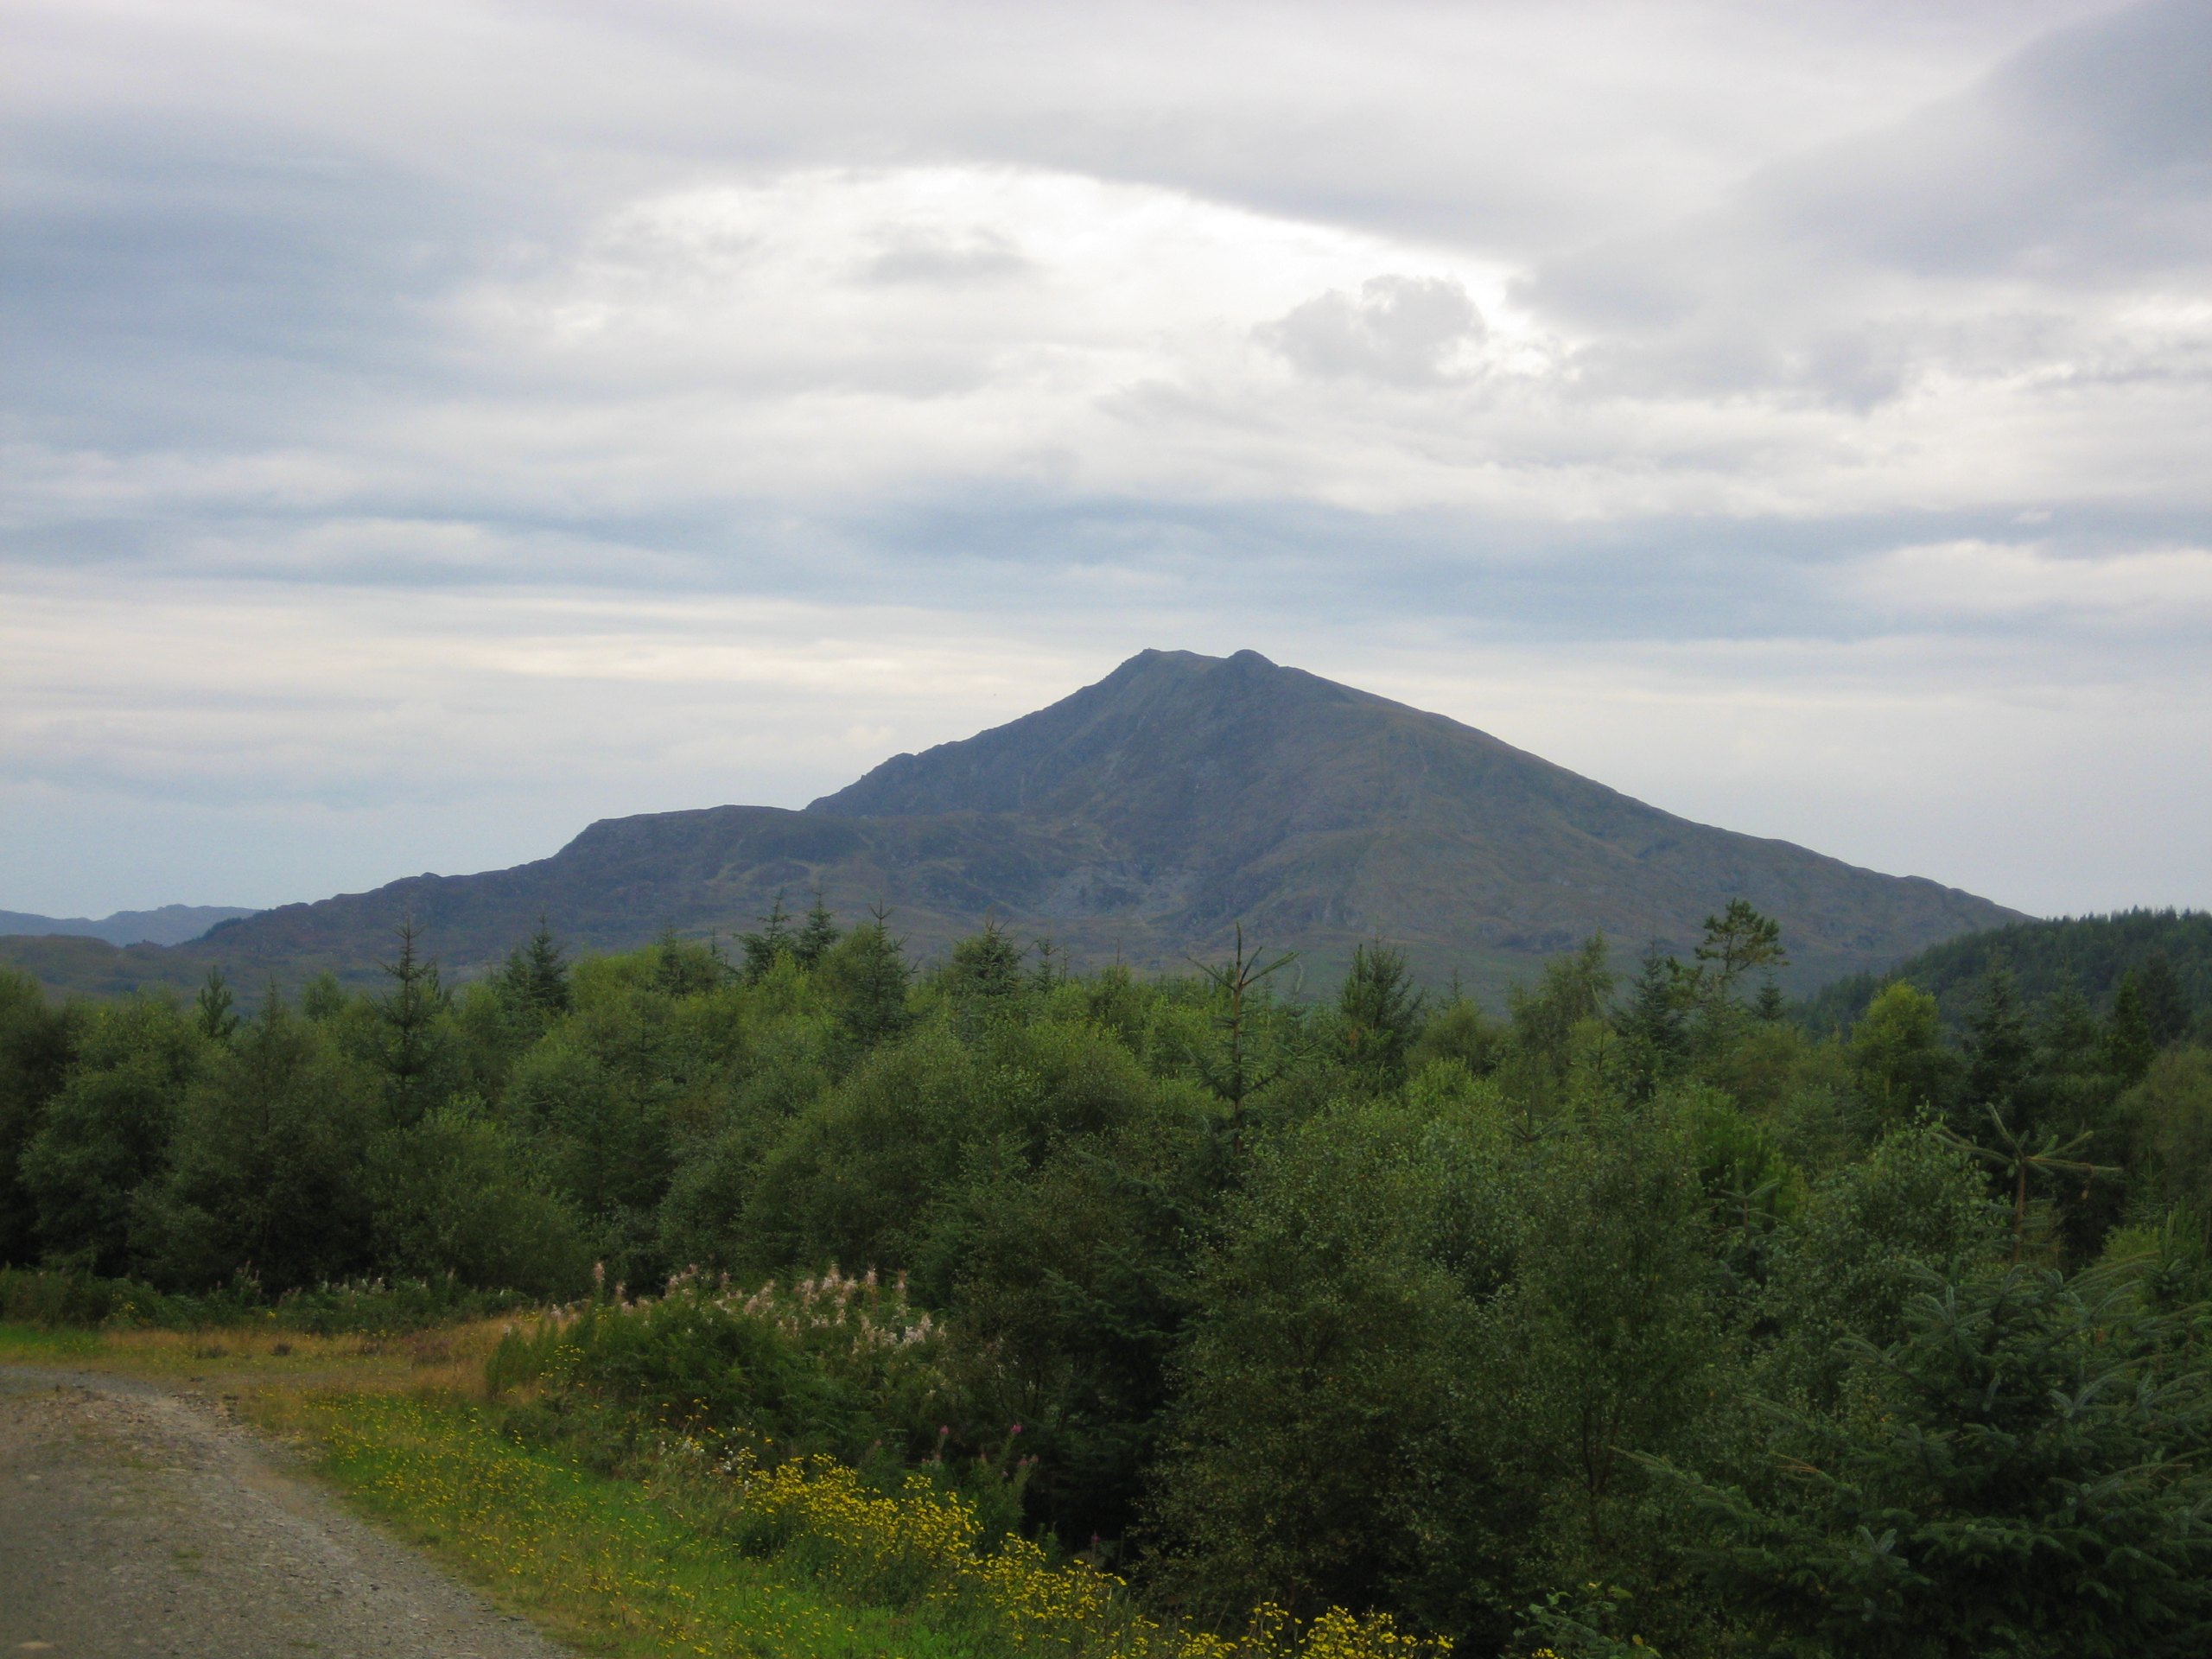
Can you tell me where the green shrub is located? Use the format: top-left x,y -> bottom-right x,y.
0,1263 -> 527,1333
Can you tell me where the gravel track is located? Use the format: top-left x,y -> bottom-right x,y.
0,1365 -> 575,1659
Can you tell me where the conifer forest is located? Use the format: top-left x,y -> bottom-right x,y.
6,900 -> 2212,1656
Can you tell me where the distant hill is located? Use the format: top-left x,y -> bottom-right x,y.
0,903 -> 257,948
0,649 -> 2024,1001
1796,909 -> 2212,1034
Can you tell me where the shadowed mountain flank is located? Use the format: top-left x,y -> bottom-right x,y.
814,649 -> 2017,981
3,650 -> 2023,999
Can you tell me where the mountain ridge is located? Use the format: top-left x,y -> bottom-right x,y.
0,904 -> 257,949
0,650 -> 2024,999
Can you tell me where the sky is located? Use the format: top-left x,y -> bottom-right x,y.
3,0 -> 2209,920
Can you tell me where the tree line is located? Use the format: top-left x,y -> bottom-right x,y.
1798,906 -> 2209,1037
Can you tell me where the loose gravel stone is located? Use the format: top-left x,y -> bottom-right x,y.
0,1365 -> 573,1658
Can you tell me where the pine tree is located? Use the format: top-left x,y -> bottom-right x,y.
2022,973 -> 2112,1141
1029,935 -> 1067,993
1618,944 -> 1691,1098
194,967 -> 238,1043
498,918 -> 572,1019
1963,961 -> 2032,1123
793,887 -> 842,970
2135,950 -> 2192,1050
1336,938 -> 1424,1090
1942,1100 -> 2116,1262
374,918 -> 449,1126
2107,970 -> 2158,1085
944,918 -> 1025,1000
822,903 -> 912,1047
1694,899 -> 1788,1004
2037,975 -> 2105,1074
650,928 -> 726,996
740,893 -> 797,981
1191,924 -> 1300,1151
1660,1262 -> 2212,1657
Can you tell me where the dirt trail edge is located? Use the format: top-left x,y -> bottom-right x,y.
0,1364 -> 575,1659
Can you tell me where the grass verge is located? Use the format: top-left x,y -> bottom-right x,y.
259,1389 -> 980,1659
3,1322 -> 1448,1659
3,1319 -> 978,1658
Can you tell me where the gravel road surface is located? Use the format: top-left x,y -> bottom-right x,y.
0,1365 -> 573,1659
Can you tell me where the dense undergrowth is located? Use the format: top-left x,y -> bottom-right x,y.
0,1262 -> 529,1333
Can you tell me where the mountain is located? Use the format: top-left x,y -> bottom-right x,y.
0,649 -> 2024,1000
0,904 -> 257,948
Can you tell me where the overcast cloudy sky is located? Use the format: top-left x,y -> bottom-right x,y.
4,0 -> 2209,919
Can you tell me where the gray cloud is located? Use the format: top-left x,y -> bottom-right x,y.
1727,4 -> 2212,288
1262,276 -> 1483,384
1,0 -> 2206,918
1521,0 -> 2212,410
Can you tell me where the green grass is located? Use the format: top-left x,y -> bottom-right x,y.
0,1319 -> 945,1656
271,1391 -> 1001,1659
0,1320 -> 103,1362
0,1319 -> 1014,1657
3,1327 -> 1440,1659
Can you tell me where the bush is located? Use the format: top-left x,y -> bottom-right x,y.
0,1263 -> 528,1334
488,1264 -> 957,1469
0,1266 -> 179,1326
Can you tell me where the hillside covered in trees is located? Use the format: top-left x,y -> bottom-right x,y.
6,899 -> 2212,1656
0,651 -> 2019,1002
1799,906 -> 2212,1035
